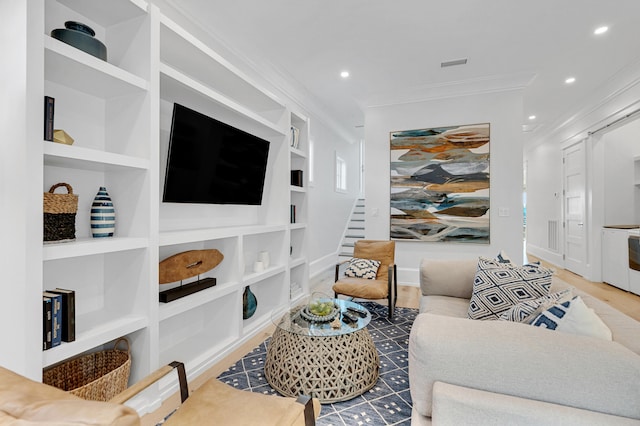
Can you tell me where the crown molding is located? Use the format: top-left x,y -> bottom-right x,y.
527,55 -> 640,151
366,71 -> 535,109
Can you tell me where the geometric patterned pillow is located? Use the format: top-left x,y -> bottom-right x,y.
467,257 -> 553,320
344,258 -> 381,279
499,288 -> 573,323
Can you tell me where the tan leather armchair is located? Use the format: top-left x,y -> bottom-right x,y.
333,240 -> 397,319
0,362 -> 319,425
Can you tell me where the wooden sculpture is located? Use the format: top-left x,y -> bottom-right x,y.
159,249 -> 223,302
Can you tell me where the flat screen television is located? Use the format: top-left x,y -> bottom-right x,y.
163,103 -> 270,205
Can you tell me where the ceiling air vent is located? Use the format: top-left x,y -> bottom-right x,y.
441,58 -> 468,68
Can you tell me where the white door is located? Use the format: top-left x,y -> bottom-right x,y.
563,141 -> 587,276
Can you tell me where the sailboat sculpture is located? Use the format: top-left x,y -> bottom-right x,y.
159,249 -> 223,302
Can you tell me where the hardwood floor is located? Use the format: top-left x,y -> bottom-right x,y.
529,255 -> 640,322
141,256 -> 639,424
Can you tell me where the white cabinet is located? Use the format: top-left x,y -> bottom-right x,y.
9,0 -> 310,401
602,228 -> 630,291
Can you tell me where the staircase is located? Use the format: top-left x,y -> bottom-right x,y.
339,199 -> 366,259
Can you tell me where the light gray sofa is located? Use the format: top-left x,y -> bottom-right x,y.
409,258 -> 640,425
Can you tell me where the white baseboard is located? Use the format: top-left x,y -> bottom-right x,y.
310,251 -> 338,280
527,244 -> 563,267
397,267 -> 420,287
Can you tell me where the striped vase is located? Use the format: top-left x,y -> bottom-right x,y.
90,186 -> 115,238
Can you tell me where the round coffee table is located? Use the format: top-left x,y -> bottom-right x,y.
264,299 -> 379,403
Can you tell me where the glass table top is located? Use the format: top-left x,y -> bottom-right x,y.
272,298 -> 371,337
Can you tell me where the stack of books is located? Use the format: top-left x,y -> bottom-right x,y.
42,288 -> 75,350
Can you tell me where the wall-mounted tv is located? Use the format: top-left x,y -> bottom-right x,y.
163,103 -> 270,205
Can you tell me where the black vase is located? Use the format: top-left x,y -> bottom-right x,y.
51,21 -> 107,61
243,286 -> 257,319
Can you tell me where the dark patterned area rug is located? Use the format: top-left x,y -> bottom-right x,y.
217,302 -> 417,426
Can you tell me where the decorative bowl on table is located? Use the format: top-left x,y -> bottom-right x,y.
300,293 -> 339,322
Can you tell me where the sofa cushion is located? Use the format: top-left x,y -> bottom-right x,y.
575,289 -> 640,355
467,257 -> 553,320
408,313 -> 640,420
431,382 -> 640,425
419,258 -> 477,299
499,288 -> 573,323
420,295 -> 470,318
531,295 -> 613,340
333,277 -> 389,299
344,257 -> 380,279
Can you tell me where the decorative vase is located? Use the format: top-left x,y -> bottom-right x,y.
258,251 -> 270,268
51,21 -> 107,61
243,286 -> 257,319
91,186 -> 115,238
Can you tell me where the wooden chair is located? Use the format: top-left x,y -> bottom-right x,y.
333,240 -> 397,319
0,361 -> 319,425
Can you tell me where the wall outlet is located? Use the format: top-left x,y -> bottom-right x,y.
498,207 -> 510,217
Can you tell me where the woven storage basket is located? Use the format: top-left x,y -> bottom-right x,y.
43,182 -> 78,242
43,338 -> 131,401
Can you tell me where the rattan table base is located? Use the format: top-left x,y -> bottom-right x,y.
264,326 -> 379,403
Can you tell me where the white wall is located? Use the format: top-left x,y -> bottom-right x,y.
307,122 -> 360,277
525,141 -> 564,265
601,118 -> 640,225
365,90 -> 525,285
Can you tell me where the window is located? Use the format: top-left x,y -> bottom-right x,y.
335,153 -> 347,193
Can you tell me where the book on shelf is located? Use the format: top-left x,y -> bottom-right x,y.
44,96 -> 54,141
291,170 -> 303,187
290,126 -> 300,149
48,288 -> 75,342
290,204 -> 296,223
42,296 -> 52,350
42,292 -> 62,348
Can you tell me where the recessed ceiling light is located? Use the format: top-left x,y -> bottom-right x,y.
528,115 -> 536,120
340,71 -> 350,78
594,26 -> 609,35
565,77 -> 576,84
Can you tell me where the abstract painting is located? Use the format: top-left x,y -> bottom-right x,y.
390,123 -> 490,243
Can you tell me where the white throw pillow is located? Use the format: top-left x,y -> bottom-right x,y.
531,296 -> 612,340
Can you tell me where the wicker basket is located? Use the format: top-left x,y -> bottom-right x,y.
43,182 -> 78,242
43,338 -> 131,401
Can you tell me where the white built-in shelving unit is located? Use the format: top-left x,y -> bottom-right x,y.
15,0 -> 311,411
41,0 -> 154,380
289,112 -> 310,303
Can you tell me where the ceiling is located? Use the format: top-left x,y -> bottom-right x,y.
168,0 -> 640,141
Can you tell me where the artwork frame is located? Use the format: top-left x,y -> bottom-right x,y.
390,123 -> 490,243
